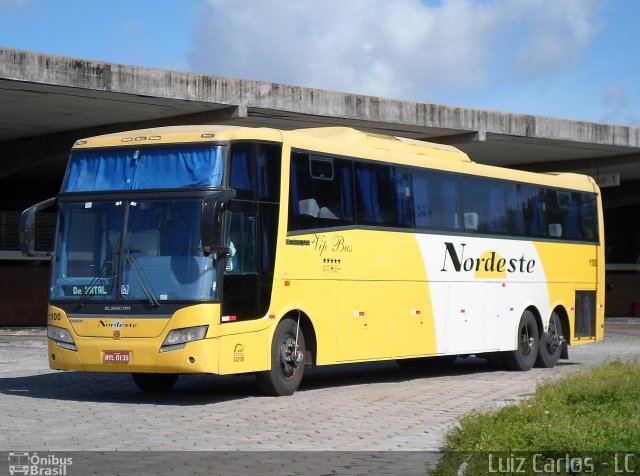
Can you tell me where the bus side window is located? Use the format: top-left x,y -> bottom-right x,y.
581,193 -> 598,241
230,144 -> 254,198
256,144 -> 281,201
288,153 -> 354,231
521,185 -> 547,237
354,163 -> 411,228
226,213 -> 257,274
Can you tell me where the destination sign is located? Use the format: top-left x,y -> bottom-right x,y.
63,285 -> 112,296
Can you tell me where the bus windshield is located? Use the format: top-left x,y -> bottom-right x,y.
50,198 -> 218,304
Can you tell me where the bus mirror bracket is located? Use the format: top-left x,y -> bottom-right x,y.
202,191 -> 234,257
19,197 -> 57,257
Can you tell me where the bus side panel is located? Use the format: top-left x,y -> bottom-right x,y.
394,281 -> 438,358
418,234 -> 551,355
217,328 -> 271,375
335,281 -> 395,362
534,241 -> 601,344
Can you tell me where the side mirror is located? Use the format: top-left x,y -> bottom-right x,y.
201,196 -> 232,256
19,197 -> 56,257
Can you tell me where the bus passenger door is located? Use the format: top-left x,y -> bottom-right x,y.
222,211 -> 259,321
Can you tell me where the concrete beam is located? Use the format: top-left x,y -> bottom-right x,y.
0,106 -> 245,179
516,152 -> 640,173
3,48 -> 640,149
428,131 -> 487,144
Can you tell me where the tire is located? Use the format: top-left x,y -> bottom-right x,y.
132,373 -> 179,392
256,318 -> 306,396
504,310 -> 539,371
536,312 -> 563,368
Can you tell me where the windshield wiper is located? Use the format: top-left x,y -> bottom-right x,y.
78,254 -> 115,307
125,252 -> 160,307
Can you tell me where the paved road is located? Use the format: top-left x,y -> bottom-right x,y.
0,321 -> 638,474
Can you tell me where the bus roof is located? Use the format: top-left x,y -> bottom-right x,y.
71,124 -> 598,193
71,125 -> 284,148
287,126 -> 470,161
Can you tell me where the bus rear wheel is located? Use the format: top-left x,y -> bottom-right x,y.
132,373 -> 179,392
504,310 -> 539,371
256,318 -> 306,396
536,312 -> 563,368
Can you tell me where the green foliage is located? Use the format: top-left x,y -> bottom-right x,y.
429,361 -> 640,475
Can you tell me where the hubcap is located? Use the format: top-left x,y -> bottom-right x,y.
547,318 -> 561,352
279,334 -> 298,379
521,325 -> 534,355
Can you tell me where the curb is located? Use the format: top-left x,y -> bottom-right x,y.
0,327 -> 46,336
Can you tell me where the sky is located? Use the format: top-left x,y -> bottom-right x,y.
0,0 -> 638,126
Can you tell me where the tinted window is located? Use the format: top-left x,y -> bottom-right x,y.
288,153 -> 354,231
286,150 -> 598,243
412,170 -> 459,231
230,143 -> 281,201
355,163 -> 411,228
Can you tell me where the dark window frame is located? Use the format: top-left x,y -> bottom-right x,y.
286,149 -> 600,244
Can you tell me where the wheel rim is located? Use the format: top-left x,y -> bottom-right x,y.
520,323 -> 535,356
546,316 -> 562,353
278,334 -> 298,379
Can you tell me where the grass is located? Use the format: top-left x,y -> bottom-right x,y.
428,360 -> 640,475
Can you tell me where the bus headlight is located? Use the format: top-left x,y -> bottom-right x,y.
47,325 -> 77,351
160,325 -> 208,352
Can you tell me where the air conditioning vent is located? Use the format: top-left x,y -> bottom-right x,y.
575,290 -> 596,339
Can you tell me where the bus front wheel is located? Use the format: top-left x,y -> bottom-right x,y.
504,310 -> 539,371
132,373 -> 179,392
256,318 -> 306,396
536,312 -> 563,368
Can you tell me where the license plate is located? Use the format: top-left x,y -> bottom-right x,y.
103,351 -> 130,363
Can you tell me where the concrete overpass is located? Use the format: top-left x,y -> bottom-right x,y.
2,47 -> 640,323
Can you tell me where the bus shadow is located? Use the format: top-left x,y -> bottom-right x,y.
0,357 -> 581,404
0,371 -> 257,406
299,356 -> 496,391
299,356 -> 582,392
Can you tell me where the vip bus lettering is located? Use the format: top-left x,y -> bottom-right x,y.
332,235 -> 352,253
311,234 -> 328,256
441,242 -> 536,274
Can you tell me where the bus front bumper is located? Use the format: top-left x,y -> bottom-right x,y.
48,320 -> 273,375
48,336 -> 220,374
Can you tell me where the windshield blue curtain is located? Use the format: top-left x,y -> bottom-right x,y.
356,167 -> 381,223
412,174 -> 430,228
63,146 -> 224,192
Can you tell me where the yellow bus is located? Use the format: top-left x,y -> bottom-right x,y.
21,125 -> 604,396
